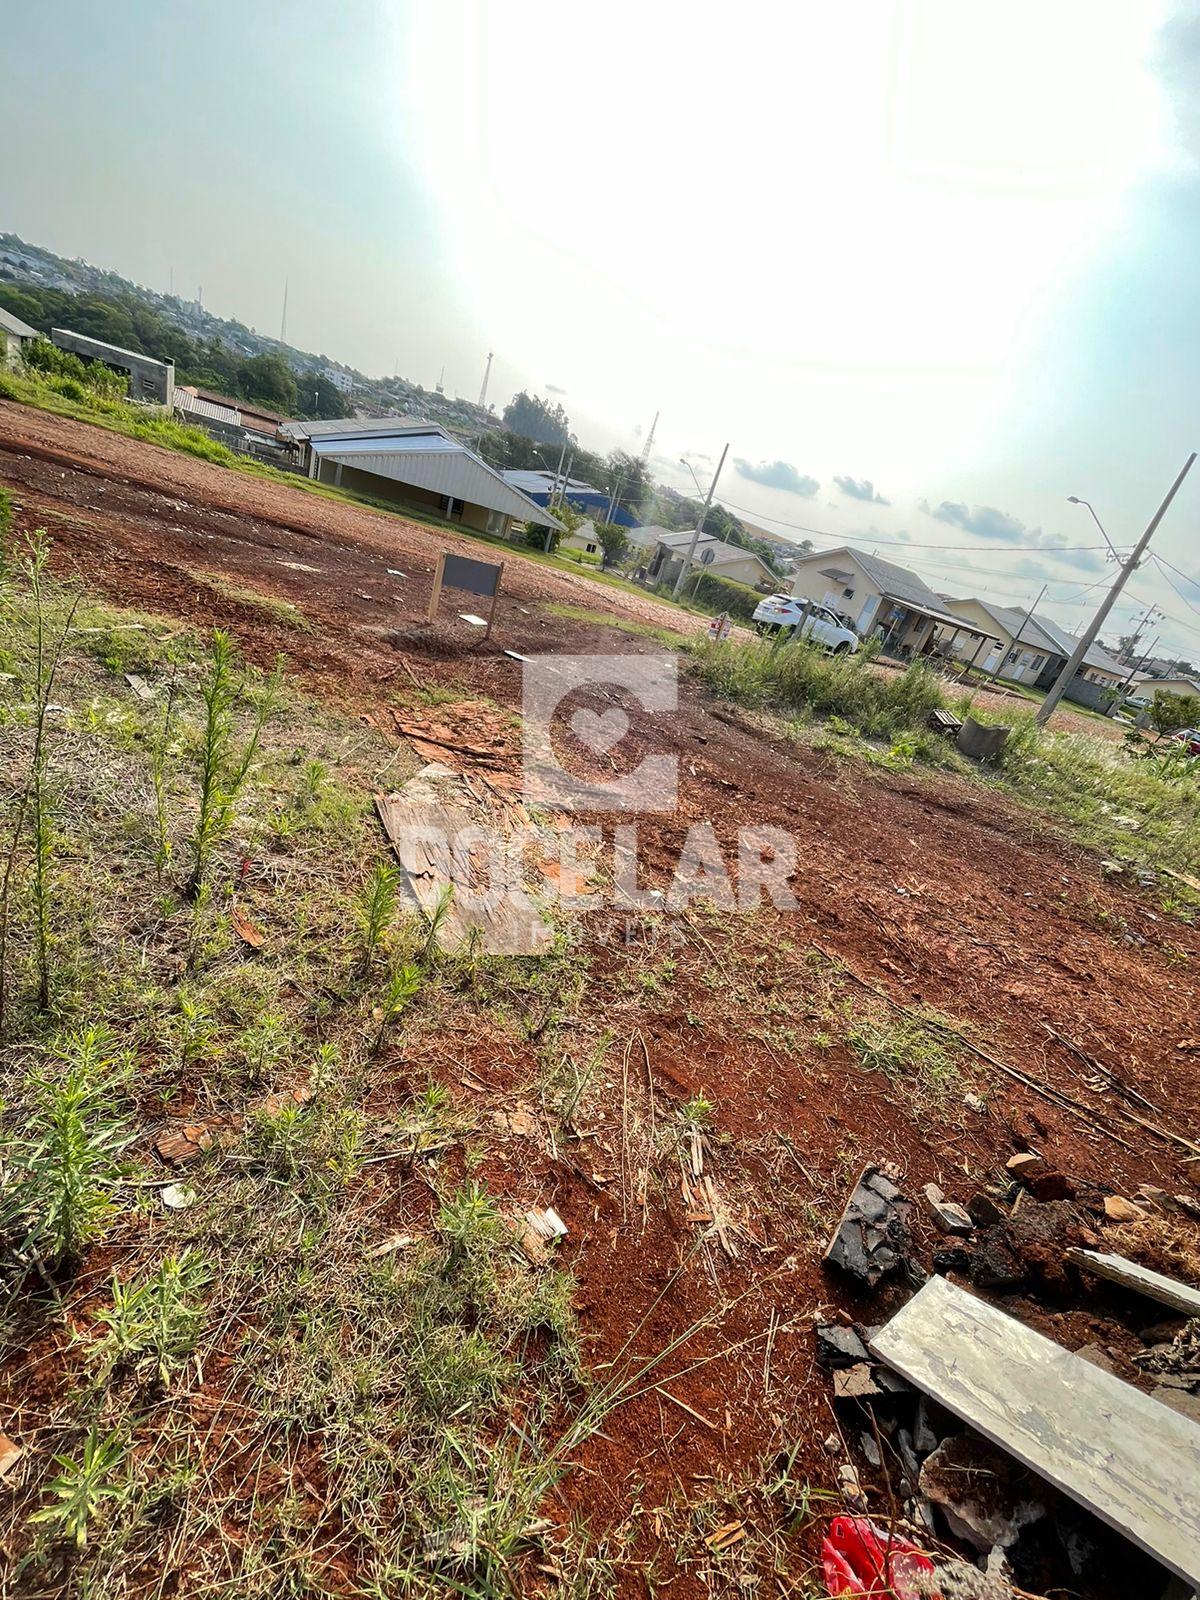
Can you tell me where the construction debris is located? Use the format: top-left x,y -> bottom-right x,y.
824,1163 -> 914,1287
519,1206 -> 567,1261
1068,1249 -> 1200,1318
919,1433 -> 1047,1552
922,1183 -> 975,1236
1103,1195 -> 1149,1223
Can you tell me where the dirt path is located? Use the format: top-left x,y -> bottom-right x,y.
3,401 -> 1198,1593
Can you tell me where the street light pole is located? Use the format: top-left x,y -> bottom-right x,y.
1066,494 -> 1121,561
1036,454 -> 1196,727
672,443 -> 729,597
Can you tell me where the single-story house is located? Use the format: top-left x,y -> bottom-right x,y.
647,530 -> 776,590
0,306 -> 38,369
500,469 -> 635,528
788,546 -> 989,656
1133,674 -> 1200,701
281,417 -> 561,536
936,597 -> 1062,684
938,595 -> 1127,707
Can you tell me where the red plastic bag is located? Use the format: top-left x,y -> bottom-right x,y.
821,1515 -> 937,1599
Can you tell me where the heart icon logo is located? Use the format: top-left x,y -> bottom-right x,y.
570,706 -> 629,753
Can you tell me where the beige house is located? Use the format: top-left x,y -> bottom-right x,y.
648,531 -> 775,589
1134,674 -> 1200,700
562,518 -> 601,557
0,306 -> 38,369
937,597 -> 1056,683
787,546 -> 988,655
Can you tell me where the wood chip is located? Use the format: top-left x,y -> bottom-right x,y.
230,906 -> 265,949
155,1127 -> 212,1164
366,1232 -> 415,1259
0,1434 -> 22,1482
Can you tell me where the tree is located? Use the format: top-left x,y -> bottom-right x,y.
1149,689 -> 1200,739
595,521 -> 631,570
294,371 -> 351,420
606,450 -> 652,524
235,352 -> 297,414
502,391 -> 574,446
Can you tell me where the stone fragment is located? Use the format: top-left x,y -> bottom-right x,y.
967,1192 -> 1005,1228
919,1434 -> 1047,1552
1104,1195 -> 1149,1223
833,1364 -> 885,1400
922,1184 -> 975,1235
815,1323 -> 871,1369
1005,1152 -> 1043,1179
932,1245 -> 972,1276
838,1463 -> 867,1510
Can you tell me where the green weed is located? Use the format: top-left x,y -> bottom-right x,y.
93,1250 -> 211,1386
29,1427 -> 127,1550
354,860 -> 400,971
1,1025 -> 133,1265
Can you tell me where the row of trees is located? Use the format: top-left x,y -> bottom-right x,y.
0,283 -> 350,420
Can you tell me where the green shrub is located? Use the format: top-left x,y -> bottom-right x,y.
689,569 -> 763,620
688,634 -> 944,737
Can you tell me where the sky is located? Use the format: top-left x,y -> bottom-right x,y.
3,0 -> 1200,659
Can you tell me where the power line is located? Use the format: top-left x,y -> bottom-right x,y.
695,488 -> 1107,556
1150,553 -> 1200,622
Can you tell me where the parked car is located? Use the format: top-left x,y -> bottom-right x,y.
752,594 -> 860,653
1169,727 -> 1200,756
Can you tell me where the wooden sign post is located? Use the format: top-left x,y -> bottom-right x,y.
427,551 -> 505,640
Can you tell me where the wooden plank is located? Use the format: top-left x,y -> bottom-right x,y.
869,1274 -> 1200,1586
374,791 -> 553,957
1067,1248 -> 1200,1319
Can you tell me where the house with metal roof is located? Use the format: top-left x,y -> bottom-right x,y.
282,417 -> 561,536
938,594 -> 1127,707
787,546 -> 991,656
1,305 -> 40,368
648,530 -> 776,589
500,468 -> 635,528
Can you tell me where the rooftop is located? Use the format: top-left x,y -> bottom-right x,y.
0,306 -> 38,339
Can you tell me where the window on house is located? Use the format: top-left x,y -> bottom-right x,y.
585,542 -> 597,553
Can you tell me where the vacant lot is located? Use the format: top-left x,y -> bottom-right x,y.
1,401 -> 1197,1598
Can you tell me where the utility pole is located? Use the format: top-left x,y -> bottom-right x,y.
1117,600 -> 1162,665
988,584 -> 1046,685
1119,633 -> 1160,696
543,435 -> 570,553
673,443 -> 729,597
1036,454 -> 1196,727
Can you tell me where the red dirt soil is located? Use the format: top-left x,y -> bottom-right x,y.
3,401 -> 1198,1595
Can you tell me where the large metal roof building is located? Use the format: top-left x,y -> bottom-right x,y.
282,417 -> 561,535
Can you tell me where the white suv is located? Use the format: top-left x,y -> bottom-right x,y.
752,594 -> 860,654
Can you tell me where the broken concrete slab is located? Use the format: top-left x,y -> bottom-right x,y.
815,1323 -> 871,1369
872,1274 -> 1200,1587
823,1163 -> 913,1288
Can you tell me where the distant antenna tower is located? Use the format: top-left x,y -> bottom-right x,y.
197,285 -> 203,308
640,410 -> 659,464
280,277 -> 288,343
435,365 -> 445,395
478,351 -> 493,410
